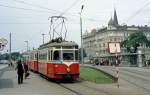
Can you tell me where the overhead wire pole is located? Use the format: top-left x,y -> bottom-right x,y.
80,5 -> 84,64
9,32 -> 12,66
25,41 -> 28,51
42,33 -> 45,44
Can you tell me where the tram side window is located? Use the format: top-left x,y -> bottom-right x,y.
39,53 -> 47,60
53,51 -> 60,60
75,50 -> 79,60
31,53 -> 34,60
35,53 -> 38,60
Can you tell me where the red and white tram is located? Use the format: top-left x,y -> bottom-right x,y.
28,50 -> 38,72
38,40 -> 79,79
23,40 -> 79,80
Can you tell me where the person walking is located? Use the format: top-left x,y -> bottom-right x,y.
16,60 -> 24,84
24,63 -> 29,79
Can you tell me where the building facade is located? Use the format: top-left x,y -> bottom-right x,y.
83,10 -> 150,67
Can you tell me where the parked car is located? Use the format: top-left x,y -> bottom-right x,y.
0,60 -> 10,64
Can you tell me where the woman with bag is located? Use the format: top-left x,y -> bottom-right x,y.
24,63 -> 29,79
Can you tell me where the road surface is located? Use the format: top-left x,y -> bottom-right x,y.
84,64 -> 150,94
0,65 -> 150,95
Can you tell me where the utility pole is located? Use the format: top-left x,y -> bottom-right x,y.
42,33 -> 45,44
9,33 -> 12,65
80,5 -> 84,64
25,41 -> 28,51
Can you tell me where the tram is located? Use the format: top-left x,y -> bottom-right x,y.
22,38 -> 79,80
28,49 -> 39,72
22,16 -> 79,80
38,38 -> 79,79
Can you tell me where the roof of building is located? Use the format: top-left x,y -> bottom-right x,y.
108,9 -> 119,27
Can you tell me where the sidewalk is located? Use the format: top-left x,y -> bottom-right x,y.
0,67 -> 77,95
0,64 -> 8,70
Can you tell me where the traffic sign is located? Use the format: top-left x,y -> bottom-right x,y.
0,38 -> 8,51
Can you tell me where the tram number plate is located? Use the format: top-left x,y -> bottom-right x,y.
65,74 -> 71,79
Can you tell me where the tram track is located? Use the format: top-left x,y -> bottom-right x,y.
57,83 -> 83,95
120,68 -> 150,78
98,66 -> 150,93
120,69 -> 150,81
78,83 -> 113,95
115,68 -> 150,93
56,80 -> 114,95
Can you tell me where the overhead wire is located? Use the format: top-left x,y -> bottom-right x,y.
0,22 -> 49,24
47,0 -> 81,40
11,0 -> 62,14
126,0 -> 150,22
0,0 -> 104,25
0,3 -> 58,14
57,0 -> 80,16
11,0 -> 79,17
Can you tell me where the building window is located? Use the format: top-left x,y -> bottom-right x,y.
110,38 -> 112,42
103,43 -> 105,47
114,38 -> 117,41
99,44 -> 101,48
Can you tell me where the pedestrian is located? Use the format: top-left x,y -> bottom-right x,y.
16,60 -> 24,84
24,62 -> 29,79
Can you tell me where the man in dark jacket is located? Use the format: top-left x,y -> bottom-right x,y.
16,60 -> 24,84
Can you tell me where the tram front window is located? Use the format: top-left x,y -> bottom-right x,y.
63,53 -> 73,60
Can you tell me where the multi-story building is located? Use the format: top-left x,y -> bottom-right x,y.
83,10 -> 150,67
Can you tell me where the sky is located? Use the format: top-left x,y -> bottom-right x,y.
0,0 -> 150,53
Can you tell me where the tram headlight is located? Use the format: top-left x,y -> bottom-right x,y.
67,68 -> 70,72
55,65 -> 58,67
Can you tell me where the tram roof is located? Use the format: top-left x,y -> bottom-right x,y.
39,41 -> 78,49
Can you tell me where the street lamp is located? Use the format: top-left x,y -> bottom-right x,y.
24,41 -> 29,51
80,5 -> 84,64
42,33 -> 45,44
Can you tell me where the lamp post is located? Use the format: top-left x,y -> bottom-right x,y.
25,41 -> 29,51
42,33 -> 45,44
80,5 -> 84,64
9,33 -> 12,65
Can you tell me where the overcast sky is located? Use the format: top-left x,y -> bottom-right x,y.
0,0 -> 150,53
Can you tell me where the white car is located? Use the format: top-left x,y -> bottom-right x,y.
0,60 -> 10,64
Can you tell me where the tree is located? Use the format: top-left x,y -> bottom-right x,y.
11,52 -> 22,61
121,32 -> 150,53
121,32 -> 150,66
79,48 -> 87,61
0,52 -> 21,61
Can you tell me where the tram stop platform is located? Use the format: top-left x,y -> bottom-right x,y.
0,66 -> 76,95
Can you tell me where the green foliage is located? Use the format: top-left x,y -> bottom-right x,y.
11,52 -> 22,60
121,32 -> 150,53
0,52 -> 21,61
0,53 -> 9,60
79,48 -> 87,60
80,67 -> 114,83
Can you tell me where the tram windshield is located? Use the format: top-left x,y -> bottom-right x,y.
62,50 -> 78,60
63,52 -> 74,60
53,50 -> 78,61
